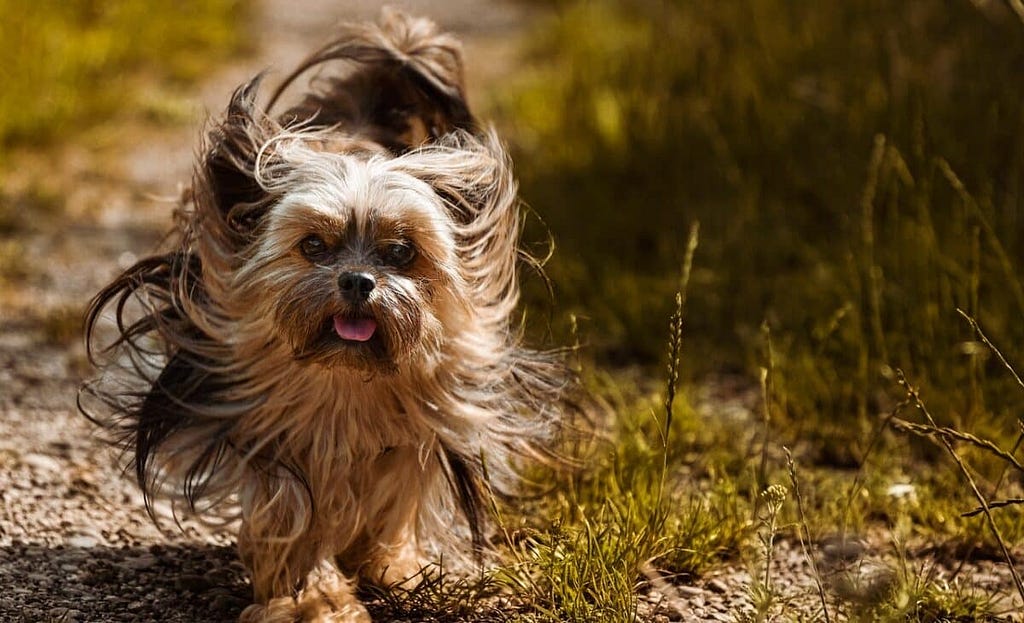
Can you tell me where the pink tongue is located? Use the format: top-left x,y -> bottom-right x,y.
333,316 -> 377,342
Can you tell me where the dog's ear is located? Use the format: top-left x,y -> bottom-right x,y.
373,7 -> 473,130
394,130 -> 522,310
267,9 -> 475,151
394,129 -> 516,225
198,75 -> 284,246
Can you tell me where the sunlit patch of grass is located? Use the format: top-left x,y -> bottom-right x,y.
492,434 -> 752,621
653,478 -> 751,579
481,232 -> 753,620
0,0 -> 249,150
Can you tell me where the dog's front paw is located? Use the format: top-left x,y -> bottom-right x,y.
239,595 -> 300,623
239,590 -> 369,623
296,563 -> 370,623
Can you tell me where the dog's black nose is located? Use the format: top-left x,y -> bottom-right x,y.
338,271 -> 376,301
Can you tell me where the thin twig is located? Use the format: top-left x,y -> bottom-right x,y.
895,369 -> 1024,606
956,309 -> 1024,493
957,309 -> 1024,391
785,448 -> 832,623
962,498 -> 1024,518
890,417 -> 1024,475
842,400 -> 907,534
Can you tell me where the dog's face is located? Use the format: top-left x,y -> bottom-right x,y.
233,146 -> 467,373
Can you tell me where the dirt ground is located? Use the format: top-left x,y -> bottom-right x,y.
1,1 -> 1021,622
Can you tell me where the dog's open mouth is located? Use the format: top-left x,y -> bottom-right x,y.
293,314 -> 390,365
333,315 -> 377,342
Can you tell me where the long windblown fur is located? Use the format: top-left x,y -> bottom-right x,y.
81,10 -> 574,622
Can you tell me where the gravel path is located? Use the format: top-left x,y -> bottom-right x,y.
2,2 -> 1023,622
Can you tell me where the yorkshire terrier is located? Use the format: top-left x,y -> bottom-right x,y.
82,10 -> 572,622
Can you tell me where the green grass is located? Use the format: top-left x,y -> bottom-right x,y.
478,0 -> 1024,619
502,0 -> 1024,453
0,0 -> 248,149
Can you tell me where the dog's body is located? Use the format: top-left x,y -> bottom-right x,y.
83,11 -> 571,622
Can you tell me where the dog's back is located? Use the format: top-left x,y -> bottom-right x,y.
269,9 -> 475,153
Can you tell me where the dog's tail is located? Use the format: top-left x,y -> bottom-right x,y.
267,8 -> 475,152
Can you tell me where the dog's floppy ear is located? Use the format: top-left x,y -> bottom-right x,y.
372,7 -> 473,130
267,8 -> 475,150
395,129 -> 516,224
395,129 -> 522,310
198,75 -> 284,246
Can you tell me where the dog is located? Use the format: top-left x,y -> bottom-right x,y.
82,10 -> 573,622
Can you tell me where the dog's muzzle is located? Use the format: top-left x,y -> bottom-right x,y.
338,271 -> 375,303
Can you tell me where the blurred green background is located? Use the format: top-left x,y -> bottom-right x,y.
0,0 -> 245,148
502,0 -> 1024,463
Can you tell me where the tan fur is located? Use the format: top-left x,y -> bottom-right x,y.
82,10 -> 573,623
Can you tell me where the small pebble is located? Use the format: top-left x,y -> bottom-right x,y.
22,453 -> 63,474
122,554 -> 157,570
706,578 -> 728,594
66,535 -> 99,549
677,585 -> 704,597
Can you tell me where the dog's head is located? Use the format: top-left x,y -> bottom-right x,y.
194,80 -> 515,375
236,142 -> 467,373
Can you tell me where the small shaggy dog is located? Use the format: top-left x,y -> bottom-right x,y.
82,10 -> 573,622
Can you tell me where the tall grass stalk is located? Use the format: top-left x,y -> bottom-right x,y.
939,159 -> 1024,316
756,323 -> 774,493
663,223 -> 700,428
784,447 -> 831,623
861,134 -> 889,374
1007,0 -> 1024,26
661,222 -> 700,478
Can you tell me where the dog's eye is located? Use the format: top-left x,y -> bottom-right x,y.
381,242 -> 416,267
299,235 -> 330,261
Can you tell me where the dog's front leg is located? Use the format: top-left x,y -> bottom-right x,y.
237,475 -> 370,623
354,446 -> 433,587
236,521 -> 310,623
238,527 -> 370,623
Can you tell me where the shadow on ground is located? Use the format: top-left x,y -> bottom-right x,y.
0,542 -> 249,623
